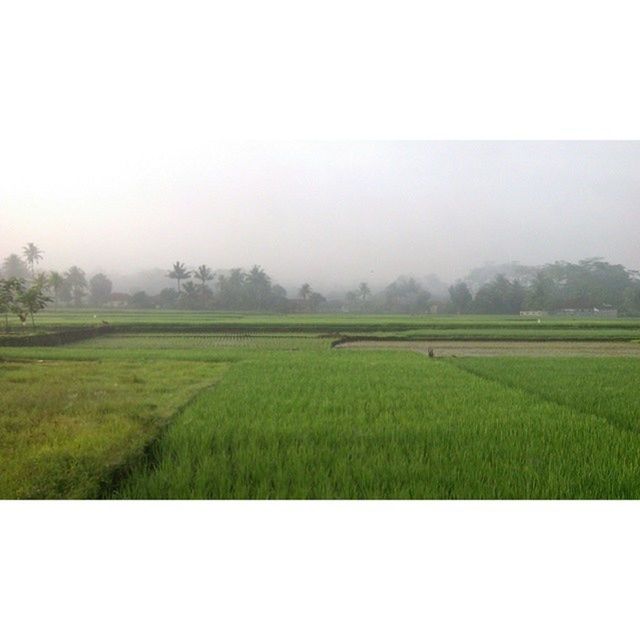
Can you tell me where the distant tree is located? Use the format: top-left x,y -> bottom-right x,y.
195,265 -> 214,286
48,271 -> 67,310
343,284 -> 372,312
89,273 -> 113,306
509,280 -> 526,314
22,243 -> 44,278
622,283 -> 640,315
156,288 -> 179,309
168,261 -> 191,293
2,254 -> 29,279
307,291 -> 326,312
216,269 -> 247,309
18,283 -> 51,328
448,281 -> 473,314
195,265 -> 214,307
65,266 -> 88,307
0,278 -> 21,331
474,274 -> 524,314
344,290 -> 359,311
525,272 -> 556,311
298,283 -> 312,301
270,284 -> 289,312
130,291 -> 155,309
382,277 -> 432,314
3,278 -> 28,328
358,282 -> 371,302
178,281 -> 200,309
247,265 -> 272,310
0,282 -> 8,331
539,258 -> 634,310
465,262 -> 538,289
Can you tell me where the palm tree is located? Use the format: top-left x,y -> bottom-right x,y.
65,266 -> 88,307
22,243 -> 44,278
168,261 -> 191,293
48,271 -> 65,310
195,265 -> 214,306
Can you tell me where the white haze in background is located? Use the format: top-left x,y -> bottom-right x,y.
2,141 -> 639,293
1,8 -> 638,293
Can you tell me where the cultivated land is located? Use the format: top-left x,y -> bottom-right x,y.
1,311 -> 640,499
340,340 -> 640,357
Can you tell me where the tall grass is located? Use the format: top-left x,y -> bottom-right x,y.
0,359 -> 226,498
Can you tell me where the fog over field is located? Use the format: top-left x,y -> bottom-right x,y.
2,141 -> 639,291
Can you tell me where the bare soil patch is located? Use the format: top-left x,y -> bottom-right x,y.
337,340 -> 640,357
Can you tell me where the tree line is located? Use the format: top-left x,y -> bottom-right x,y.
446,259 -> 640,315
2,245 -> 640,324
0,248 -> 330,321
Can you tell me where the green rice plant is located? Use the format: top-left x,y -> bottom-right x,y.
450,357 -> 640,434
23,309 -> 640,341
117,351 -> 640,499
5,323 -> 640,500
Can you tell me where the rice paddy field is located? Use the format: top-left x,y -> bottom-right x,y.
2,311 -> 640,499
8,308 -> 640,339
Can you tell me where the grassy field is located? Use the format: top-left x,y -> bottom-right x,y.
2,318 -> 640,499
0,357 -> 226,498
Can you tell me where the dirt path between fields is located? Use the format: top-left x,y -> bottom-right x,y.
336,340 -> 640,357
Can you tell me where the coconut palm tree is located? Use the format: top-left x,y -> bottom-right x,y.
22,243 -> 44,278
195,265 -> 214,306
65,266 -> 88,307
168,261 -> 191,293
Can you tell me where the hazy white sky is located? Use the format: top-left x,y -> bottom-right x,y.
2,141 -> 639,288
1,4 -> 639,289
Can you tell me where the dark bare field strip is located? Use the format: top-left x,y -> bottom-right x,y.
338,340 -> 640,357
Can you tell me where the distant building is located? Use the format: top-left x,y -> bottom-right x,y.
520,310 -> 548,317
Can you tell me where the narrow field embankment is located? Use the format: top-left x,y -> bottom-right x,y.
338,339 -> 640,357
